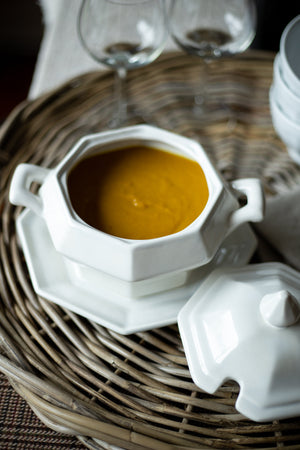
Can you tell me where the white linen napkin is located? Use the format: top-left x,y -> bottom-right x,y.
254,186 -> 300,271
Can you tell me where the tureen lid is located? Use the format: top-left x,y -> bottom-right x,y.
178,262 -> 300,422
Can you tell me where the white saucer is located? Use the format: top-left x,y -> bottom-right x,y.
16,209 -> 257,334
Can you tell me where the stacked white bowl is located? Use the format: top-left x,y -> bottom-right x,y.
270,15 -> 300,164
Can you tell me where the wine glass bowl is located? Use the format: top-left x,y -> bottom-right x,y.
169,0 -> 256,60
168,0 -> 257,114
77,0 -> 168,127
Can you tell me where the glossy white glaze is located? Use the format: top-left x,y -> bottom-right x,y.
272,53 -> 300,122
10,125 -> 264,281
16,209 -> 257,334
280,15 -> 300,97
178,262 -> 300,422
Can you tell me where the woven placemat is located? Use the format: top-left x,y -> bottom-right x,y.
1,51 -> 300,449
0,371 -> 85,449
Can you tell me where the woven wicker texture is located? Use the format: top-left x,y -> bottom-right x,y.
1,51 -> 300,449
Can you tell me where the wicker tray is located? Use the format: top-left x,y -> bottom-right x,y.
1,51 -> 300,449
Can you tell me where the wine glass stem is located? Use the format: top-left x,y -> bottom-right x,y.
194,60 -> 209,108
115,67 -> 128,125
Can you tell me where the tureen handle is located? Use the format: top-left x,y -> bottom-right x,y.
9,163 -> 50,216
228,178 -> 265,230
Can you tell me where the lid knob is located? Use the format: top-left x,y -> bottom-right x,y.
260,290 -> 300,328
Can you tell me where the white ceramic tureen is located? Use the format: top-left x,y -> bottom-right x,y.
9,125 -> 264,282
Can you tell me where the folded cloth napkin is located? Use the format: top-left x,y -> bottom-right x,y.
254,186 -> 300,271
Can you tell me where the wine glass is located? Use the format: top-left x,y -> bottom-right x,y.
78,0 -> 168,128
168,0 -> 257,114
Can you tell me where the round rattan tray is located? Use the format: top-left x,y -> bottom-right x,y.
1,51 -> 300,449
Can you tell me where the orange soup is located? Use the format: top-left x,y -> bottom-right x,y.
67,146 -> 209,240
